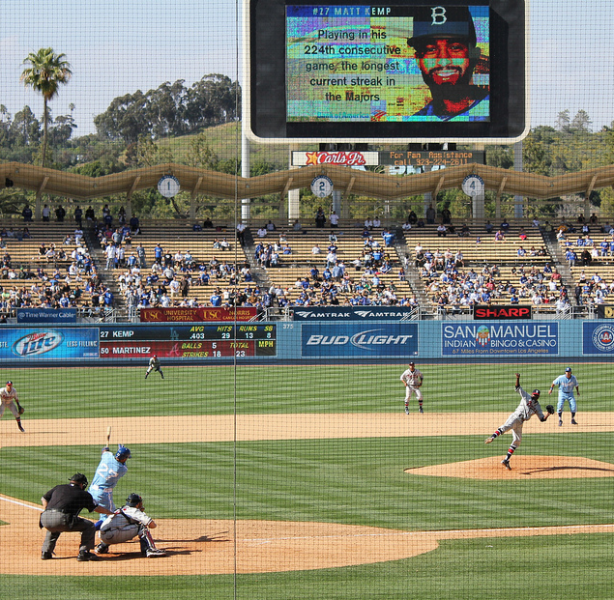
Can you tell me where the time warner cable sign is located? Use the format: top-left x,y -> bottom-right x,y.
442,323 -> 558,356
302,323 -> 418,357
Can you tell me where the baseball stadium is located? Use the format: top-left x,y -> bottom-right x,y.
2,1 -> 614,599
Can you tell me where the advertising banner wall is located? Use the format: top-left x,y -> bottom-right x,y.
583,322 -> 614,355
302,323 -> 418,357
293,307 -> 417,321
140,307 -> 258,322
16,308 -> 77,323
0,328 -> 99,359
442,322 -> 559,356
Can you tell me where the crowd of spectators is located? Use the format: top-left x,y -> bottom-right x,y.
0,228 -> 111,314
115,239 -> 259,311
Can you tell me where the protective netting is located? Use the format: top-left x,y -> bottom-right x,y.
1,2 -> 614,600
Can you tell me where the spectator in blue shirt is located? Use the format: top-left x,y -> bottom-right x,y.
382,229 -> 395,246
210,290 -> 222,306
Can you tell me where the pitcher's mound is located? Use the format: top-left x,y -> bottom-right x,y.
405,456 -> 614,480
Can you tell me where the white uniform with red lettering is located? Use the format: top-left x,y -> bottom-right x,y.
0,384 -> 20,418
0,382 -> 25,432
400,364 -> 424,413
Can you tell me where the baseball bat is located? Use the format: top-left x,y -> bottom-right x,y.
106,426 -> 112,446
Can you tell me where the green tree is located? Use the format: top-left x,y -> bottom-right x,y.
556,109 -> 570,132
571,109 -> 592,133
20,48 -> 72,167
187,130 -> 218,169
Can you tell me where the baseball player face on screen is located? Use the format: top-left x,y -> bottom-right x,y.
485,373 -> 553,470
408,6 -> 489,121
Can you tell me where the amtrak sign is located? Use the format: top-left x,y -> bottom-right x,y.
293,307 -> 417,321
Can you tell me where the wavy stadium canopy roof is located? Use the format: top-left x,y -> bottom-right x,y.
1,161 -> 614,201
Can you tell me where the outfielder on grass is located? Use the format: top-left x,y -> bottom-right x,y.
145,355 -> 164,379
400,362 -> 424,415
96,493 -> 166,558
485,373 -> 554,470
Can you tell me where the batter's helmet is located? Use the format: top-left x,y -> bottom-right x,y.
125,493 -> 143,507
115,445 -> 131,461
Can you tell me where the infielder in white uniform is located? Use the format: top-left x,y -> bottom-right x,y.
0,381 -> 25,432
400,362 -> 424,414
485,373 -> 553,470
96,493 -> 166,557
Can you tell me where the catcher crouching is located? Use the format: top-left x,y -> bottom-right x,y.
484,373 -> 554,470
96,493 -> 166,557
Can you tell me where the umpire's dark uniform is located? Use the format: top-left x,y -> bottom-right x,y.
40,473 -> 111,561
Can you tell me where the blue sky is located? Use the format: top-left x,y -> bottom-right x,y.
1,0 -> 613,137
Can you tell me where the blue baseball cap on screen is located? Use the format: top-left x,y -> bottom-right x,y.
565,367 -> 572,372
408,6 -> 477,47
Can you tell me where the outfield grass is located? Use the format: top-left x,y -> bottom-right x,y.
3,362 -> 611,418
1,362 -> 613,599
3,434 -> 613,530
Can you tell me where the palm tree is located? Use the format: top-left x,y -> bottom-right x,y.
20,48 -> 72,167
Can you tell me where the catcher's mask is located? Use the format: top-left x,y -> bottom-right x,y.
115,445 -> 132,461
125,493 -> 143,507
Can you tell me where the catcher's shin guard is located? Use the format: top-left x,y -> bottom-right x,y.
139,526 -> 160,553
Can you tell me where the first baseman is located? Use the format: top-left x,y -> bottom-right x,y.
145,355 -> 164,379
400,362 -> 424,414
89,445 -> 131,528
96,493 -> 166,557
0,381 -> 25,432
485,373 -> 553,470
548,367 -> 579,426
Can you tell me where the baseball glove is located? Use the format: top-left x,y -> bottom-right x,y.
17,405 -> 24,415
546,405 -> 555,415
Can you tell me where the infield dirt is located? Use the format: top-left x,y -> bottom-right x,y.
2,412 -> 613,575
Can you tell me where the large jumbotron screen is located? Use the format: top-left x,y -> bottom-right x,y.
244,0 -> 528,143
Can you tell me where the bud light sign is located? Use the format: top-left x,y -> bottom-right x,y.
302,323 -> 418,357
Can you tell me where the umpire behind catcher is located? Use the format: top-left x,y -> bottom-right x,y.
40,473 -> 113,562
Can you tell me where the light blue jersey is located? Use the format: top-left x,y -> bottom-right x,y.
89,450 -> 128,511
551,374 -> 579,414
552,374 -> 578,397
